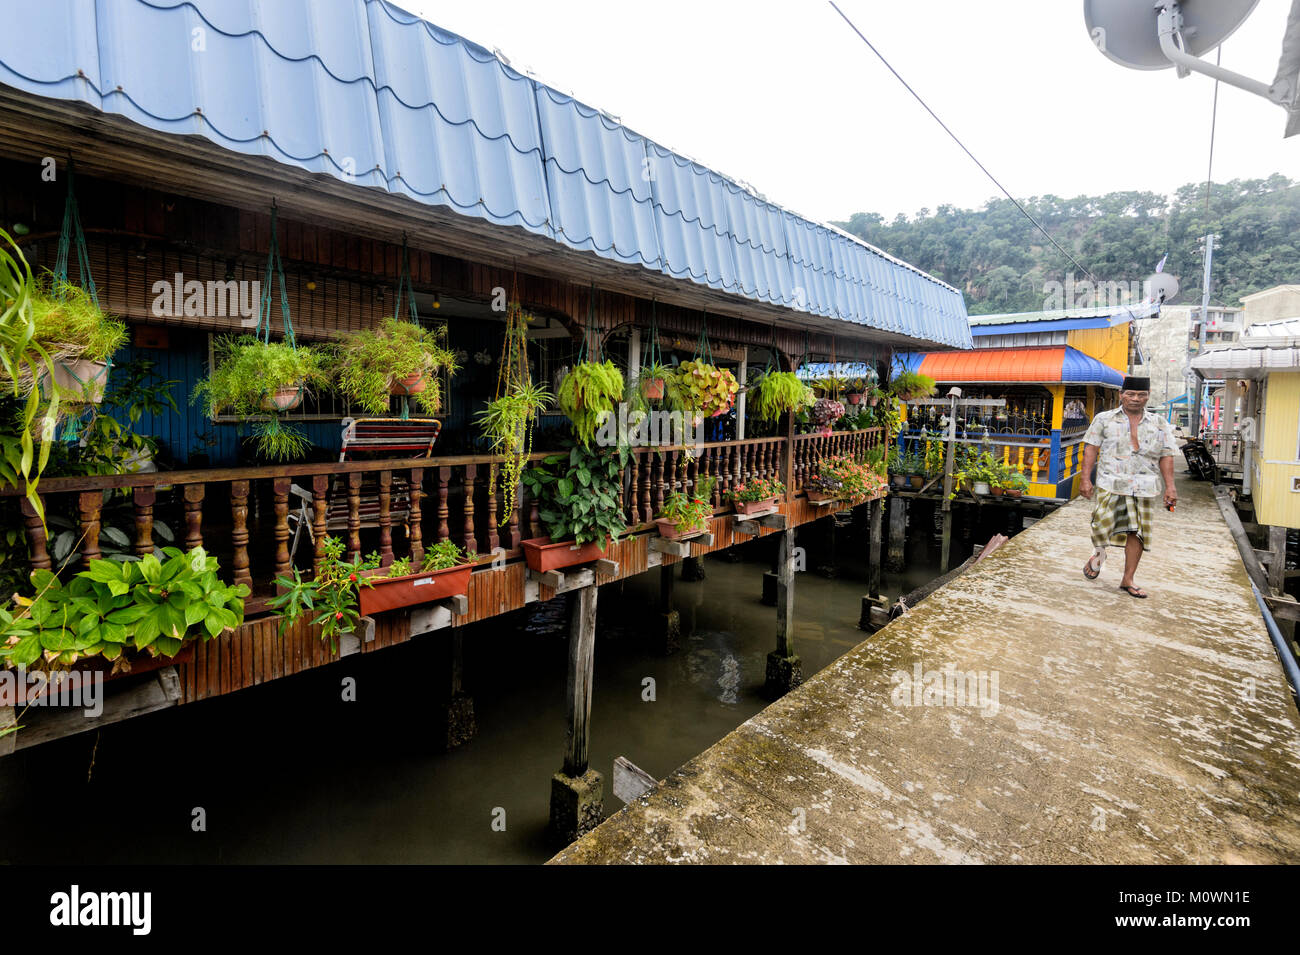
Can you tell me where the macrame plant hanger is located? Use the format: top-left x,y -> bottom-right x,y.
694,309 -> 714,367
391,233 -> 421,419
252,202 -> 303,438
577,283 -> 601,365
55,160 -> 109,439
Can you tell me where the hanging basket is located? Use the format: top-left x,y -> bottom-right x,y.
644,377 -> 665,400
260,382 -> 305,413
390,372 -> 427,396
40,358 -> 109,404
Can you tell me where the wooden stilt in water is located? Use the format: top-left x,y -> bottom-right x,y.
550,583 -> 603,844
765,528 -> 802,697
861,498 -> 888,630
657,563 -> 681,654
888,495 -> 907,572
681,555 -> 706,582
1269,524 -> 1287,594
444,626 -> 475,750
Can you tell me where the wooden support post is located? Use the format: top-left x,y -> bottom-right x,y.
444,626 -> 475,750
656,563 -> 681,654
765,527 -> 802,697
868,497 -> 884,600
681,554 -> 706,582
888,495 -> 907,572
550,583 -> 604,844
1269,524 -> 1287,594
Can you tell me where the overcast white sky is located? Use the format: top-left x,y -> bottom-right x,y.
407,0 -> 1296,224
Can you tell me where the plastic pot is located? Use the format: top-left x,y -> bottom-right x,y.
358,562 -> 473,615
260,383 -> 304,412
390,373 -> 427,396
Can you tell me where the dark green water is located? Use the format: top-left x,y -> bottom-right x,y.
0,503 -> 1004,864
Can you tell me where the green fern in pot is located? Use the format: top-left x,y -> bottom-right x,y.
750,371 -> 814,422
558,360 -> 624,448
335,316 -> 458,415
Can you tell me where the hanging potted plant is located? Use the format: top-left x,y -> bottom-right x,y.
676,360 -> 739,419
557,359 -> 624,448
811,397 -> 845,435
356,540 -> 477,615
655,476 -> 716,541
335,316 -> 457,416
864,384 -> 887,408
520,438 -> 631,572
750,371 -> 815,423
889,370 -> 937,401
191,335 -> 329,460
28,277 -> 127,405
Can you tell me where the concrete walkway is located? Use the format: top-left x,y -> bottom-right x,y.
551,476 -> 1300,864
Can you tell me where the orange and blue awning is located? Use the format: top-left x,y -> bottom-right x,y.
896,346 -> 1123,388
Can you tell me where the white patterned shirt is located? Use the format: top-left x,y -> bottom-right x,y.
1082,408 -> 1178,498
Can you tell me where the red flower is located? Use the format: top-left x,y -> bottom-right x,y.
349,573 -> 357,582
335,611 -> 344,621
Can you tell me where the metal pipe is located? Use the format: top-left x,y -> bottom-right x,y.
1251,582 -> 1300,709
1157,5 -> 1282,103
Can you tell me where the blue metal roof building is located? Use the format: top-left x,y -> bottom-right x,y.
0,0 -> 971,350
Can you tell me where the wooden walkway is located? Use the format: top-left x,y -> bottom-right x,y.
551,475 -> 1300,864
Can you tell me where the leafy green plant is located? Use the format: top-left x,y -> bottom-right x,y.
522,438 -> 631,546
421,539 -> 474,571
750,371 -> 814,423
658,475 -> 716,534
808,455 -> 887,499
675,360 -> 738,418
334,316 -> 457,415
889,370 -> 936,400
1001,469 -> 1030,492
630,360 -> 686,413
268,536 -> 377,653
557,360 -> 624,448
385,556 -> 413,578
0,547 -> 247,669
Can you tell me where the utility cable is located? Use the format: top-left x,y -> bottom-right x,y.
828,1 -> 1097,282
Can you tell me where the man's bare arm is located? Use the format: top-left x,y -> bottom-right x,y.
1080,444 -> 1099,498
1160,454 -> 1177,505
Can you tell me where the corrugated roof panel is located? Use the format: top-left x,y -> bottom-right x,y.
0,0 -> 972,347
535,88 -> 659,264
917,346 -> 1121,386
646,144 -> 738,291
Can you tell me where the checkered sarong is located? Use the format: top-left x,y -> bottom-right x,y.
1091,486 -> 1155,550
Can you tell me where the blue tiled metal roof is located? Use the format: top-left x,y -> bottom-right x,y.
0,0 -> 972,348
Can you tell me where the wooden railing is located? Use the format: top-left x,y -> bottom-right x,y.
3,429 -> 882,611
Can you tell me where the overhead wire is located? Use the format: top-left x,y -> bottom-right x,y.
827,1 -> 1097,283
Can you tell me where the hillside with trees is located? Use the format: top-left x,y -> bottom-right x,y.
834,174 -> 1299,315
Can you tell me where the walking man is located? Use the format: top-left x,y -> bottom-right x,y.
1079,376 -> 1178,597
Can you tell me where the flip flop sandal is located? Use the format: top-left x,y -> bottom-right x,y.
1083,559 -> 1100,580
1119,584 -> 1147,598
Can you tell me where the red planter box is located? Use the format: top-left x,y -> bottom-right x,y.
358,563 -> 473,616
11,644 -> 195,705
654,518 -> 709,541
806,489 -> 839,503
521,536 -> 610,573
733,498 -> 778,516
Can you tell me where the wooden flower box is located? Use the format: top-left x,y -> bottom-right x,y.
521,536 -> 610,573
358,563 -> 474,616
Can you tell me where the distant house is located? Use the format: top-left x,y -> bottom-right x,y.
897,303 -> 1153,499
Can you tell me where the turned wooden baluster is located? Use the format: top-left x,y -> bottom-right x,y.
436,467 -> 451,544
408,468 -> 425,564
183,484 -> 204,551
311,474 -> 329,575
230,480 -> 252,590
77,491 -> 102,567
132,487 -> 155,558
642,454 -> 655,522
347,472 -> 362,559
377,470 -> 394,567
508,468 -> 522,550
272,478 -> 291,582
462,464 -> 477,553
485,464 -> 500,554
628,450 -> 640,524
528,489 -> 540,541
19,496 -> 50,570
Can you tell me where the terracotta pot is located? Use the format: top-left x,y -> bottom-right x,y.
1006,489 -> 1024,498
892,474 -> 909,488
390,372 -> 427,396
521,536 -> 610,573
260,383 -> 304,412
42,358 -> 109,404
909,476 -> 924,489
655,518 -> 707,541
644,378 -> 665,400
866,396 -> 880,407
847,393 -> 863,405
991,486 -> 1005,496
734,497 -> 777,516
806,489 -> 838,503
359,562 -> 473,616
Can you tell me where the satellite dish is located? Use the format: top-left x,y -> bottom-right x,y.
1144,272 -> 1180,304
1084,0 -> 1259,71
1084,0 -> 1300,136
